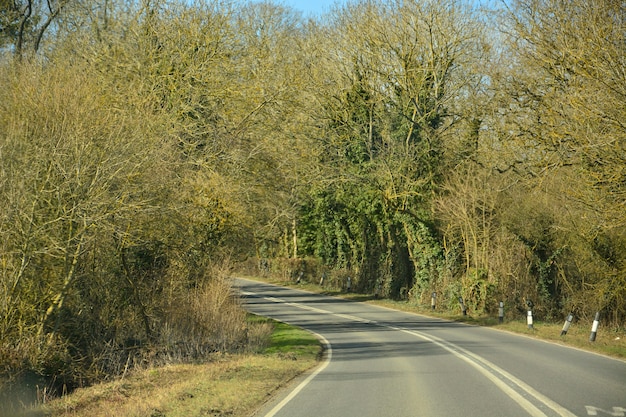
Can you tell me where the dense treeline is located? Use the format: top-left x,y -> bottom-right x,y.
0,0 -> 624,399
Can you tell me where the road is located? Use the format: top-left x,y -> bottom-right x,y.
235,278 -> 626,417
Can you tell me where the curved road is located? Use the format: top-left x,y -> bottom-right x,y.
235,278 -> 626,417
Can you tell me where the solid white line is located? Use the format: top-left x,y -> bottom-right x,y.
394,326 -> 577,417
389,326 -> 545,416
240,291 -> 334,417
263,330 -> 332,417
458,343 -> 578,417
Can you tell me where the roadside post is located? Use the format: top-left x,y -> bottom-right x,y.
498,301 -> 504,324
431,292 -> 436,310
526,300 -> 534,329
560,313 -> 574,336
458,297 -> 467,316
346,276 -> 351,293
589,312 -> 600,342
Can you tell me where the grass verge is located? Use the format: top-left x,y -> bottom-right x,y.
247,275 -> 626,360
369,297 -> 626,359
29,317 -> 320,417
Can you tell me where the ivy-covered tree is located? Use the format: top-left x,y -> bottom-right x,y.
297,0 -> 486,299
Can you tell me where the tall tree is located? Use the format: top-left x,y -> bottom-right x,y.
298,0 -> 488,298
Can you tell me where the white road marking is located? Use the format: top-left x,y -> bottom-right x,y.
264,332 -> 332,417
585,406 -> 626,416
241,291 -> 334,417
392,325 -> 577,417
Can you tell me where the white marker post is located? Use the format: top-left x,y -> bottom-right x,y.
498,301 -> 504,324
589,312 -> 600,342
431,292 -> 436,310
526,300 -> 534,329
560,313 -> 574,336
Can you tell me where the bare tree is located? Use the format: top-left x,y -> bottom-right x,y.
0,0 -> 71,57
489,0 -> 626,320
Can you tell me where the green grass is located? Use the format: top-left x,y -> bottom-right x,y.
264,321 -> 322,357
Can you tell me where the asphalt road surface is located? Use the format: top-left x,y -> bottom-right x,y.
235,278 -> 626,417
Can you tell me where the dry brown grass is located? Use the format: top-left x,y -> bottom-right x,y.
490,319 -> 626,358
37,354 -> 315,417
21,317 -> 320,417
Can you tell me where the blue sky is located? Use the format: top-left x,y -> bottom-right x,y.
281,0 -> 343,16
250,0 -> 496,18
264,0 -> 495,18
